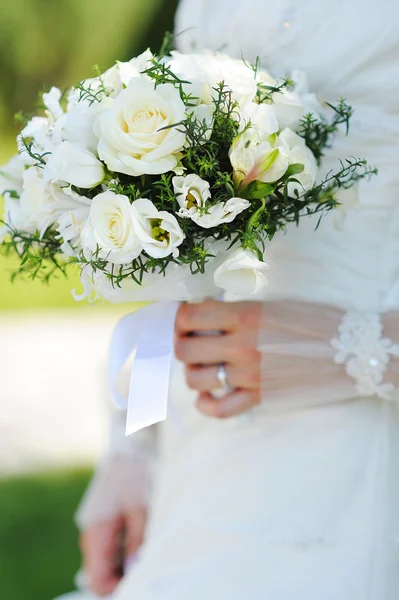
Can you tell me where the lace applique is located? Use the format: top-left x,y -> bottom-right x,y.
331,311 -> 399,400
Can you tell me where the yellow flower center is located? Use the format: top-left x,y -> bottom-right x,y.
186,191 -> 198,210
150,218 -> 170,243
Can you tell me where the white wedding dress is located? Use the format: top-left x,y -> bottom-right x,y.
58,1 -> 399,599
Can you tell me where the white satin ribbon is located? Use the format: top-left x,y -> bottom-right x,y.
108,302 -> 179,435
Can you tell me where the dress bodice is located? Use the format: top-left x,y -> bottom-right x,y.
175,0 -> 399,312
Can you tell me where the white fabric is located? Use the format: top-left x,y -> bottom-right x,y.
75,407 -> 157,530
78,1 -> 399,598
258,301 -> 399,412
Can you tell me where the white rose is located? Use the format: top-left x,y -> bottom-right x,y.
229,128 -> 289,188
44,141 -> 105,189
96,78 -> 186,177
132,198 -> 185,258
214,248 -> 269,296
81,191 -> 141,264
278,128 -> 317,195
273,90 -> 308,131
257,69 -> 320,131
240,102 -> 279,136
290,69 -> 322,120
19,167 -> 90,235
168,52 -> 257,107
53,103 -> 99,153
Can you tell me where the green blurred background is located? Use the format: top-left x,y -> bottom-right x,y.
0,1 -> 177,598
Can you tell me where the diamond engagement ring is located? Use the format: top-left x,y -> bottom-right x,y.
211,363 -> 234,399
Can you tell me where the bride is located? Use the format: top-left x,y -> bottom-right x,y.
57,0 -> 399,598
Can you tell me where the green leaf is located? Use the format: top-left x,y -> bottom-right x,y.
285,163 -> 305,177
241,181 -> 276,200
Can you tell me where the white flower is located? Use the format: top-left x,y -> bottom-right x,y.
118,49 -> 154,87
53,102 -> 99,153
278,128 -> 318,195
56,206 -> 90,255
290,69 -> 322,119
19,168 -> 49,229
189,103 -> 215,140
191,198 -> 250,228
65,50 -> 154,115
256,69 -> 321,131
17,116 -> 54,164
44,141 -> 105,189
81,191 -> 141,264
173,174 -> 211,209
0,196 -> 25,242
271,90 -> 307,131
132,198 -> 185,258
96,78 -> 186,177
240,102 -> 279,136
0,154 -> 27,239
42,87 -> 64,120
214,248 -> 269,296
173,174 -> 250,228
168,52 -> 257,107
229,128 -> 290,187
19,167 -> 90,235
0,154 -> 25,198
95,50 -> 156,100
180,197 -> 251,229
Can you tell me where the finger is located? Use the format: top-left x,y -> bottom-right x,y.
82,537 -> 121,595
196,389 -> 260,419
175,330 -> 260,366
176,301 -> 253,335
185,363 -> 260,392
124,507 -> 147,556
175,331 -> 234,364
81,517 -> 123,596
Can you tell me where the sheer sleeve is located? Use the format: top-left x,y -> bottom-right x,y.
258,301 -> 399,412
75,407 -> 157,530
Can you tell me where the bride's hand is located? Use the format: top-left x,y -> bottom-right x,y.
175,300 -> 262,418
80,506 -> 147,596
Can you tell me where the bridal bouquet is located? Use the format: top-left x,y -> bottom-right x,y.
0,44 -> 373,303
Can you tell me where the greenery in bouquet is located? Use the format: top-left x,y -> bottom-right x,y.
0,35 -> 375,299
